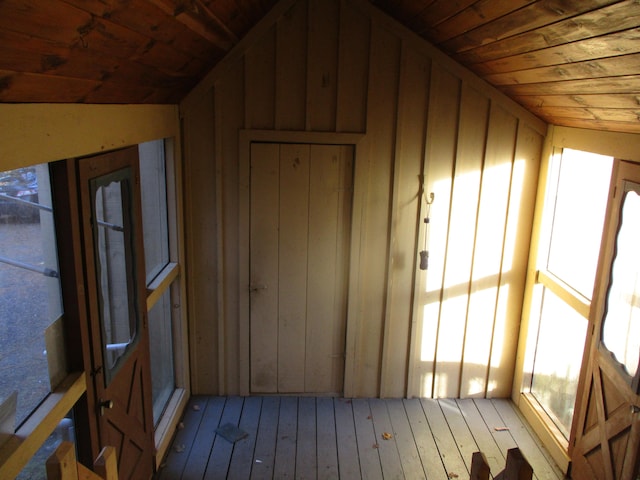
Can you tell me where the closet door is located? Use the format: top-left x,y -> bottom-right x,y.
249,143 -> 353,394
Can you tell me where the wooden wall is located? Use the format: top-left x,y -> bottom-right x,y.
181,0 -> 547,398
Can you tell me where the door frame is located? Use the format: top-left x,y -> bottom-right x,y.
236,130 -> 365,396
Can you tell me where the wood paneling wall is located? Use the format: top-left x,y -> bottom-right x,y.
180,0 -> 547,398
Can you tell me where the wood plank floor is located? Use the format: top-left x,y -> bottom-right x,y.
156,396 -> 566,479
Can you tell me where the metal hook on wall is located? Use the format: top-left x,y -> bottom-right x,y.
425,191 -> 434,205
420,191 -> 434,270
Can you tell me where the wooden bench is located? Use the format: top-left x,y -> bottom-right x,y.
471,448 -> 533,480
46,441 -> 117,480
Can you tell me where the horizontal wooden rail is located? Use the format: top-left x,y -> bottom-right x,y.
0,372 -> 86,480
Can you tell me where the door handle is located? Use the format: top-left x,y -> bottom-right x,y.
249,284 -> 267,292
99,399 -> 114,416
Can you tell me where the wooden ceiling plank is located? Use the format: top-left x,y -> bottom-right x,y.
500,75 -> 640,96
0,69 -> 100,103
82,80 -> 177,103
174,10 -> 234,50
200,0 -> 255,36
517,93 -> 640,109
0,68 -> 179,104
66,13 -> 208,80
545,116 -> 640,134
132,38 -> 201,75
442,0 -> 621,56
536,106 -> 640,122
429,0 -> 536,44
413,0 -> 479,33
154,22 -> 227,62
0,0 -> 93,45
0,16 -> 201,97
587,108 -> 640,122
104,57 -> 195,90
453,0 -> 640,64
0,29 -> 201,101
0,29 -> 117,80
473,28 -> 640,75
194,0 -> 240,43
485,52 -> 640,85
529,105 -> 598,120
370,0 -> 438,31
61,0 -> 224,61
147,0 -> 236,50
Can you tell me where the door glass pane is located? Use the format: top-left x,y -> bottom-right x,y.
602,187 -> 640,378
91,168 -> 139,386
148,289 -> 174,425
531,288 -> 588,438
139,140 -> 169,284
546,149 -> 612,299
0,164 -> 63,426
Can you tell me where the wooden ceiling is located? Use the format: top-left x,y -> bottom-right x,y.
0,0 -> 279,104
373,0 -> 640,134
1,0 -> 639,134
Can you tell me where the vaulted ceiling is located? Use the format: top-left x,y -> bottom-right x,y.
1,0 -> 639,134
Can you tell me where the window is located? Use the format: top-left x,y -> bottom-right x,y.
0,164 -> 73,479
522,148 -> 613,443
139,140 -> 170,284
148,290 -> 175,423
0,164 -> 64,426
138,140 -> 177,426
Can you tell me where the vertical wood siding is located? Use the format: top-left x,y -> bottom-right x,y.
181,0 -> 546,398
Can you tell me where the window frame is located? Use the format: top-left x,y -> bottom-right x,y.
513,145 -> 615,473
140,137 -> 190,468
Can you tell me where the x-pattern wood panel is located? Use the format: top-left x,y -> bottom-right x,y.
575,358 -> 640,480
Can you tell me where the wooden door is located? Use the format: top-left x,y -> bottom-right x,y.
78,147 -> 155,479
249,143 -> 353,394
572,160 -> 640,480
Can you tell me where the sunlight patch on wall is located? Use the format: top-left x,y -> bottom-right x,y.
414,156 -> 528,398
501,159 -> 526,272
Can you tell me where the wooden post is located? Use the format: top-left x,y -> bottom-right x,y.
470,451 -> 491,480
46,441 -> 118,480
94,446 -> 118,480
495,448 -> 533,480
46,441 -> 79,480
